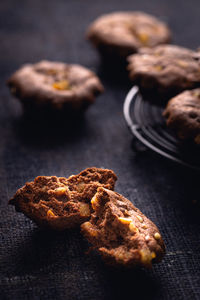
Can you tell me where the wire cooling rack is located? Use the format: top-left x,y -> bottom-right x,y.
123,86 -> 200,171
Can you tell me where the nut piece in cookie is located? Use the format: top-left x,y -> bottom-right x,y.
9,168 -> 117,230
81,188 -> 165,268
87,11 -> 171,60
7,61 -> 104,112
163,88 -> 200,144
127,45 -> 200,100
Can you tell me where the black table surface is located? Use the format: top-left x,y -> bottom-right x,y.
0,1 -> 200,299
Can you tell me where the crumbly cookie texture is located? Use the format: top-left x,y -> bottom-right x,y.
87,11 -> 171,59
163,89 -> 200,144
7,61 -> 104,111
9,168 -> 117,230
81,188 -> 165,268
127,45 -> 200,99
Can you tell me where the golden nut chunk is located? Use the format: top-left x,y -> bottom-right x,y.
137,32 -> 149,44
118,217 -> 132,225
52,80 -> 70,90
142,224 -> 148,229
47,209 -> 56,218
79,203 -> 90,217
136,215 -> 143,223
54,186 -> 69,195
129,221 -> 139,233
154,232 -> 161,240
140,249 -> 152,265
91,195 -> 99,210
82,222 -> 98,237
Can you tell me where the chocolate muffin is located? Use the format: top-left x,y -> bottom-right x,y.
163,88 -> 200,144
9,168 -> 117,230
87,11 -> 171,60
81,187 -> 165,268
128,45 -> 200,100
8,61 -> 104,112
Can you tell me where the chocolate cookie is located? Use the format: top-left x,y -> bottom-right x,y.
8,61 -> 104,111
128,45 -> 200,100
163,89 -> 200,144
81,188 -> 165,268
9,168 -> 117,230
87,11 -> 171,60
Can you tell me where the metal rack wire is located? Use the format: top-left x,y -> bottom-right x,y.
123,86 -> 200,171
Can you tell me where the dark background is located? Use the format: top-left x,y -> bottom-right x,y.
0,0 -> 200,299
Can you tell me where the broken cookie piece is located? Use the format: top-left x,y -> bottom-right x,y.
81,188 -> 165,268
9,168 -> 117,230
7,61 -> 104,112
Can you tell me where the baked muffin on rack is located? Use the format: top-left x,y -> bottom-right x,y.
163,88 -> 200,144
128,45 -> 200,100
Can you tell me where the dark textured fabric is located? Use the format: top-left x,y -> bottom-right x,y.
0,1 -> 200,299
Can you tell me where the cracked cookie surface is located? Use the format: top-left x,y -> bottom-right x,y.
87,11 -> 171,59
8,61 -> 104,111
9,168 -> 117,230
81,187 -> 165,268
